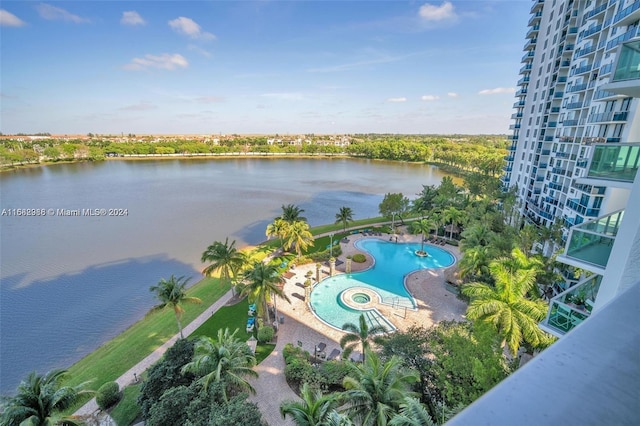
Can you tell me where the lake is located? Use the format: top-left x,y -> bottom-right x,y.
0,157 -> 454,393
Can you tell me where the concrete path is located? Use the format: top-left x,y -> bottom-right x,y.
74,290 -> 234,422
75,223 -> 467,426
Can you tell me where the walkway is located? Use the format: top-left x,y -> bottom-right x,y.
73,290 -> 234,422
75,225 -> 467,426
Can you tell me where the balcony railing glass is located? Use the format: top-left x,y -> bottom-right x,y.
565,210 -> 624,269
541,275 -> 601,336
587,143 -> 640,182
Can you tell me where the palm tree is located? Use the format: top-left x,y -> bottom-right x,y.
283,220 -> 314,258
281,203 -> 307,223
341,351 -> 419,426
201,238 -> 247,296
181,328 -> 258,402
458,245 -> 495,280
241,262 -> 291,324
280,383 -> 340,426
462,248 -> 550,356
460,223 -> 494,251
0,369 -> 91,426
389,397 -> 436,426
443,207 -> 464,240
149,275 -> 202,338
410,218 -> 434,254
266,218 -> 290,251
340,314 -> 386,363
335,206 -> 354,232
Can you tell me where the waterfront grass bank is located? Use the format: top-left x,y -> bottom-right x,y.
62,277 -> 231,410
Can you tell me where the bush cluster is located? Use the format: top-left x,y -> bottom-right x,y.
282,343 -> 351,393
96,381 -> 121,410
352,253 -> 366,263
257,325 -> 275,343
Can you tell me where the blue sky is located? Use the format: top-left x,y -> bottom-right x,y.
1,1 -> 531,135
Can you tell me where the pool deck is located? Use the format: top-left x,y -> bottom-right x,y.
248,230 -> 468,425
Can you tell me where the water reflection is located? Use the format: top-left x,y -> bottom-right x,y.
0,158 -> 453,392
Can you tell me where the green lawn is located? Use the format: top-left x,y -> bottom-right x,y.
63,277 -> 230,411
110,384 -> 142,426
190,299 -> 276,364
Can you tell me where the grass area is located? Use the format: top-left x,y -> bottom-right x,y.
190,299 -> 276,364
63,277 -> 230,411
110,384 -> 142,426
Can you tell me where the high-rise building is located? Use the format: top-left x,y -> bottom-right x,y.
446,4 -> 640,422
503,0 -> 639,232
502,0 -> 640,337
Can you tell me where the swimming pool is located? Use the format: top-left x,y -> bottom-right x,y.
309,238 -> 456,332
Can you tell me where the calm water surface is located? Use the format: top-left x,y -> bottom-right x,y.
0,158 -> 453,392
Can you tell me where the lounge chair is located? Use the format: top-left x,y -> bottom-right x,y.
328,348 -> 341,360
246,324 -> 254,333
440,239 -> 446,245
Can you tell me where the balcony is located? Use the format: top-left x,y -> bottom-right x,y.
572,63 -> 593,75
561,210 -> 624,272
613,0 -> 640,26
513,100 -> 526,108
588,111 -> 629,123
587,143 -> 640,182
522,51 -> 535,62
575,45 -> 596,58
540,275 -> 601,337
526,25 -> 540,39
606,28 -> 638,51
563,119 -> 579,126
520,63 -> 532,74
566,199 -> 601,217
584,3 -> 608,20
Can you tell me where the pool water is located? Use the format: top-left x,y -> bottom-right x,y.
309,239 -> 455,331
352,293 -> 371,304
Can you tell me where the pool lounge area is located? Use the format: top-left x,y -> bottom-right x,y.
309,238 -> 456,332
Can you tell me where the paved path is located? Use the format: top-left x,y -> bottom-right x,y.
74,290 -> 234,422
75,223 -> 467,426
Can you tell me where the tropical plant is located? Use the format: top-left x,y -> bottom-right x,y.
411,218 -> 435,253
279,383 -> 341,426
95,381 -> 121,410
149,275 -> 202,338
335,206 -> 354,232
181,328 -> 258,402
458,245 -> 496,280
340,314 -> 386,363
443,207 -> 465,240
283,220 -> 315,258
280,203 -> 307,223
341,351 -> 419,426
462,248 -> 551,355
201,238 -> 248,296
266,218 -> 289,250
241,262 -> 291,324
388,397 -> 436,426
0,369 -> 91,426
460,224 -> 494,251
379,193 -> 410,229
412,185 -> 438,217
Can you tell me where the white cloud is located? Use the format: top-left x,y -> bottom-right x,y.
478,87 -> 515,95
168,17 -> 215,40
387,97 -> 407,103
123,53 -> 189,71
121,11 -> 145,26
419,2 -> 456,21
421,95 -> 440,101
0,9 -> 26,27
36,3 -> 90,23
447,92 -> 458,97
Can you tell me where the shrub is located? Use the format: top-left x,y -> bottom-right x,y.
318,360 -> 351,388
257,326 -> 274,343
352,253 -> 366,263
96,381 -> 121,410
